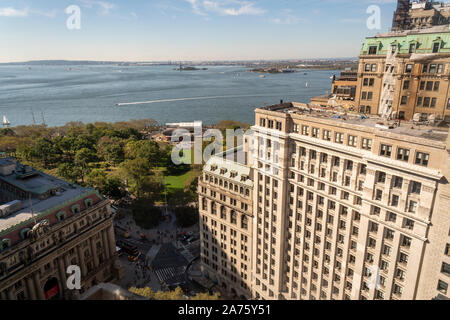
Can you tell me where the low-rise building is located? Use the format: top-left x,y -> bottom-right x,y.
0,158 -> 122,300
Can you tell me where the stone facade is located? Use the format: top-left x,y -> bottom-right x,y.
0,160 -> 121,300
198,149 -> 254,299
200,102 -> 450,300
393,1 -> 450,31
311,2 -> 450,123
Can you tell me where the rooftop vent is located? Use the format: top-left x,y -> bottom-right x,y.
0,200 -> 22,218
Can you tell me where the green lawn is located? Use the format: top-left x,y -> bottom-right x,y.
164,170 -> 196,191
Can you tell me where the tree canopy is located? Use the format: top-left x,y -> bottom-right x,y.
128,287 -> 220,300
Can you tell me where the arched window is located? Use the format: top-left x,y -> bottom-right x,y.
71,204 -> 81,214
84,198 -> 93,208
202,198 -> 208,211
20,228 -> 31,240
230,211 -> 237,224
241,215 -> 248,230
56,211 -> 67,222
1,239 -> 11,251
211,202 -> 217,215
220,206 -> 227,220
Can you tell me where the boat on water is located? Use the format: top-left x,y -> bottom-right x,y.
259,75 -> 265,78
2,115 -> 11,127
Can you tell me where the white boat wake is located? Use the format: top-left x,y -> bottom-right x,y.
116,93 -> 297,106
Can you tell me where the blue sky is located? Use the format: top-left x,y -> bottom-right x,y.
0,0 -> 401,62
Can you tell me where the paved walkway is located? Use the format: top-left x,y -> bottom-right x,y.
116,255 -> 162,292
113,207 -> 200,293
115,207 -> 199,246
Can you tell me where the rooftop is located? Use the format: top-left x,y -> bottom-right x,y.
204,148 -> 253,188
373,24 -> 450,38
258,102 -> 449,143
0,158 -> 98,234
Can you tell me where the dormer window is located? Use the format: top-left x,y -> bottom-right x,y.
71,204 -> 81,214
1,239 -> 11,251
20,228 -> 31,240
241,175 -> 249,182
210,164 -> 218,171
409,43 -> 416,54
84,198 -> 93,208
56,211 -> 67,221
368,46 -> 378,55
230,171 -> 238,178
391,45 -> 398,54
220,168 -> 227,175
433,42 -> 440,53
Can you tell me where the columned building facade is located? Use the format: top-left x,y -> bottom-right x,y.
0,159 -> 122,300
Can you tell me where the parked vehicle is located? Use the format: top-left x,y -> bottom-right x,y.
116,240 -> 139,257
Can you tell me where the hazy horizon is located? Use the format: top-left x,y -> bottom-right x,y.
0,57 -> 359,64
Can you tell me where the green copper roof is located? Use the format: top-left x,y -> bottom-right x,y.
361,29 -> 450,55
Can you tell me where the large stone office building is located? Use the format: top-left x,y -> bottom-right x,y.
198,149 -> 254,299
393,0 -> 450,31
0,158 -> 122,300
199,102 -> 450,300
311,0 -> 450,123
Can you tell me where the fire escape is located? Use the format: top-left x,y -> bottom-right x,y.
379,46 -> 400,119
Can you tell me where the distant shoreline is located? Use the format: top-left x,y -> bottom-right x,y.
0,58 -> 357,69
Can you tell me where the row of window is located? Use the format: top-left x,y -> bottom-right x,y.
203,174 -> 251,197
280,215 -> 410,299
259,118 -> 283,131
363,78 -> 375,87
416,96 -> 439,108
380,144 -> 429,166
294,125 -> 374,152
419,80 -> 440,91
364,63 -> 378,72
361,91 -> 373,101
